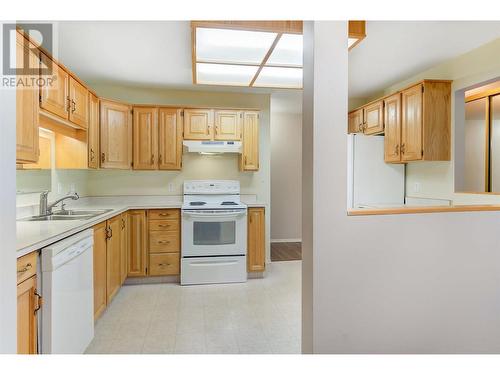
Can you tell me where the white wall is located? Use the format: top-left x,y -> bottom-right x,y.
304,21 -> 500,354
271,92 -> 302,242
0,22 -> 18,353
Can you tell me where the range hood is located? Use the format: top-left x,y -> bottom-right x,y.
183,140 -> 242,154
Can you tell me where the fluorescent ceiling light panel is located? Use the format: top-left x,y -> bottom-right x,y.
267,34 -> 303,67
196,63 -> 258,86
253,66 -> 302,88
196,28 -> 277,64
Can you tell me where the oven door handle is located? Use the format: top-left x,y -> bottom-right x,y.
183,210 -> 246,219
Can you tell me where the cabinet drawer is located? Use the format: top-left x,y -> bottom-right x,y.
17,252 -> 38,285
149,219 -> 179,232
149,232 -> 180,253
149,253 -> 180,276
149,209 -> 180,220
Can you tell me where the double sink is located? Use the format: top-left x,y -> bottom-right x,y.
20,209 -> 113,222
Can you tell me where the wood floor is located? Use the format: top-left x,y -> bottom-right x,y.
271,242 -> 302,262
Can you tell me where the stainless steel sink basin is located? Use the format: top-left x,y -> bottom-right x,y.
19,209 -> 113,222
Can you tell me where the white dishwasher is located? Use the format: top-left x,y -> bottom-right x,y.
41,229 -> 94,354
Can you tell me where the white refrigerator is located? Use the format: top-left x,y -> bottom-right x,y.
347,134 -> 405,208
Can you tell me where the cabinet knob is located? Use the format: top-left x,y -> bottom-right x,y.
158,154 -> 162,164
151,154 -> 155,165
101,152 -> 106,163
71,99 -> 76,113
395,144 -> 399,155
90,148 -> 95,161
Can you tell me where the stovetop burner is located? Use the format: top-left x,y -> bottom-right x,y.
221,201 -> 238,206
190,201 -> 207,206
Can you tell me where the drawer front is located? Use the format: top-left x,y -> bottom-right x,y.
149,219 -> 179,232
149,209 -> 180,221
149,232 -> 180,253
149,253 -> 180,276
17,252 -> 38,284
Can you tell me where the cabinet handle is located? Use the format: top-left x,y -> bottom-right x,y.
394,144 -> 399,156
158,224 -> 170,228
106,227 -> 113,239
101,152 -> 106,163
34,291 -> 43,313
206,126 -> 210,135
400,143 -> 405,154
71,99 -> 76,113
66,96 -> 71,112
17,263 -> 32,275
158,263 -> 171,267
121,218 -> 125,229
158,154 -> 162,165
159,213 -> 170,217
158,240 -> 170,244
90,148 -> 95,161
151,154 -> 155,165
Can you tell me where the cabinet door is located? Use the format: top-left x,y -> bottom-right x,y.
214,110 -> 241,140
17,275 -> 38,354
100,99 -> 132,169
240,111 -> 260,171
363,100 -> 384,135
16,33 -> 39,163
183,109 -> 213,140
40,53 -> 69,120
158,108 -> 183,170
88,94 -> 99,169
401,84 -> 423,161
384,93 -> 402,163
128,210 -> 147,277
133,107 -> 158,170
68,76 -> 89,129
247,207 -> 265,272
348,109 -> 363,134
93,222 -> 107,320
106,216 -> 121,303
120,212 -> 129,285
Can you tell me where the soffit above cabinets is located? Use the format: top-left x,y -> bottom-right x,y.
191,21 -> 366,89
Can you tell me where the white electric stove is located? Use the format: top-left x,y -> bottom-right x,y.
181,180 -> 248,285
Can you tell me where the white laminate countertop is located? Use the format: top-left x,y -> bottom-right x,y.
16,195 -> 267,257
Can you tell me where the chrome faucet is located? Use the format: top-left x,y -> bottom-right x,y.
39,191 -> 79,216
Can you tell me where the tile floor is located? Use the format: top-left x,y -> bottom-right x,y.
85,260 -> 301,354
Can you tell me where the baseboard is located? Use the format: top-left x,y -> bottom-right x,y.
124,275 -> 180,285
271,238 -> 302,243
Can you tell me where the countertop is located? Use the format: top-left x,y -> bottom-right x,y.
16,196 -> 267,257
348,204 -> 500,216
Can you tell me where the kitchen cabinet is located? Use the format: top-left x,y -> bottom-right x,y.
17,252 -> 40,354
214,110 -> 241,140
384,93 -> 402,163
148,209 -> 180,276
93,222 -> 107,320
183,109 -> 214,140
348,109 -> 363,134
106,215 -> 122,304
68,76 -> 89,129
247,207 -> 265,272
100,99 -> 132,169
158,108 -> 183,170
240,111 -> 260,171
16,31 -> 39,164
401,84 -> 423,161
363,100 -> 384,135
88,93 -> 99,168
120,212 -> 129,285
133,107 -> 158,170
128,210 -> 148,277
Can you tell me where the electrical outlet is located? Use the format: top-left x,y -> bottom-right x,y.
414,182 -> 421,193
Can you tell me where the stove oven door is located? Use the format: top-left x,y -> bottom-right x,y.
181,209 -> 247,257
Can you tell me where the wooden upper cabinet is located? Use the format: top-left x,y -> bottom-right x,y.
363,100 -> 384,135
214,110 -> 241,140
348,109 -> 363,134
384,93 -> 402,163
184,109 -> 214,140
40,53 -> 69,120
16,32 -> 39,164
401,84 -> 423,161
247,207 -> 265,272
128,210 -> 147,277
68,76 -> 89,129
100,99 -> 132,169
240,111 -> 260,171
106,215 -> 121,304
158,108 -> 183,170
93,222 -> 107,320
88,94 -> 99,169
133,107 -> 158,170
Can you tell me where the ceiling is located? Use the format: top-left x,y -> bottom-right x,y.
349,21 -> 500,99
57,21 -> 500,99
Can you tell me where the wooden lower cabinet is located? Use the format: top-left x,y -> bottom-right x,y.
148,209 -> 180,276
17,252 -> 40,354
247,207 -> 266,272
149,253 -> 180,276
128,210 -> 148,277
93,222 -> 107,320
120,212 -> 129,284
106,215 -> 122,303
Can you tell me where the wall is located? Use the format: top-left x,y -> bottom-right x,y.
270,92 -> 302,242
0,22 -> 17,353
305,21 -> 500,354
371,38 -> 500,205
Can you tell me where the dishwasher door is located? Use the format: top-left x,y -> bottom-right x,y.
41,229 -> 94,354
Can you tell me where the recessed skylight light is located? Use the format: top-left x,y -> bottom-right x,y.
253,67 -> 302,88
196,63 -> 258,86
267,34 -> 303,67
